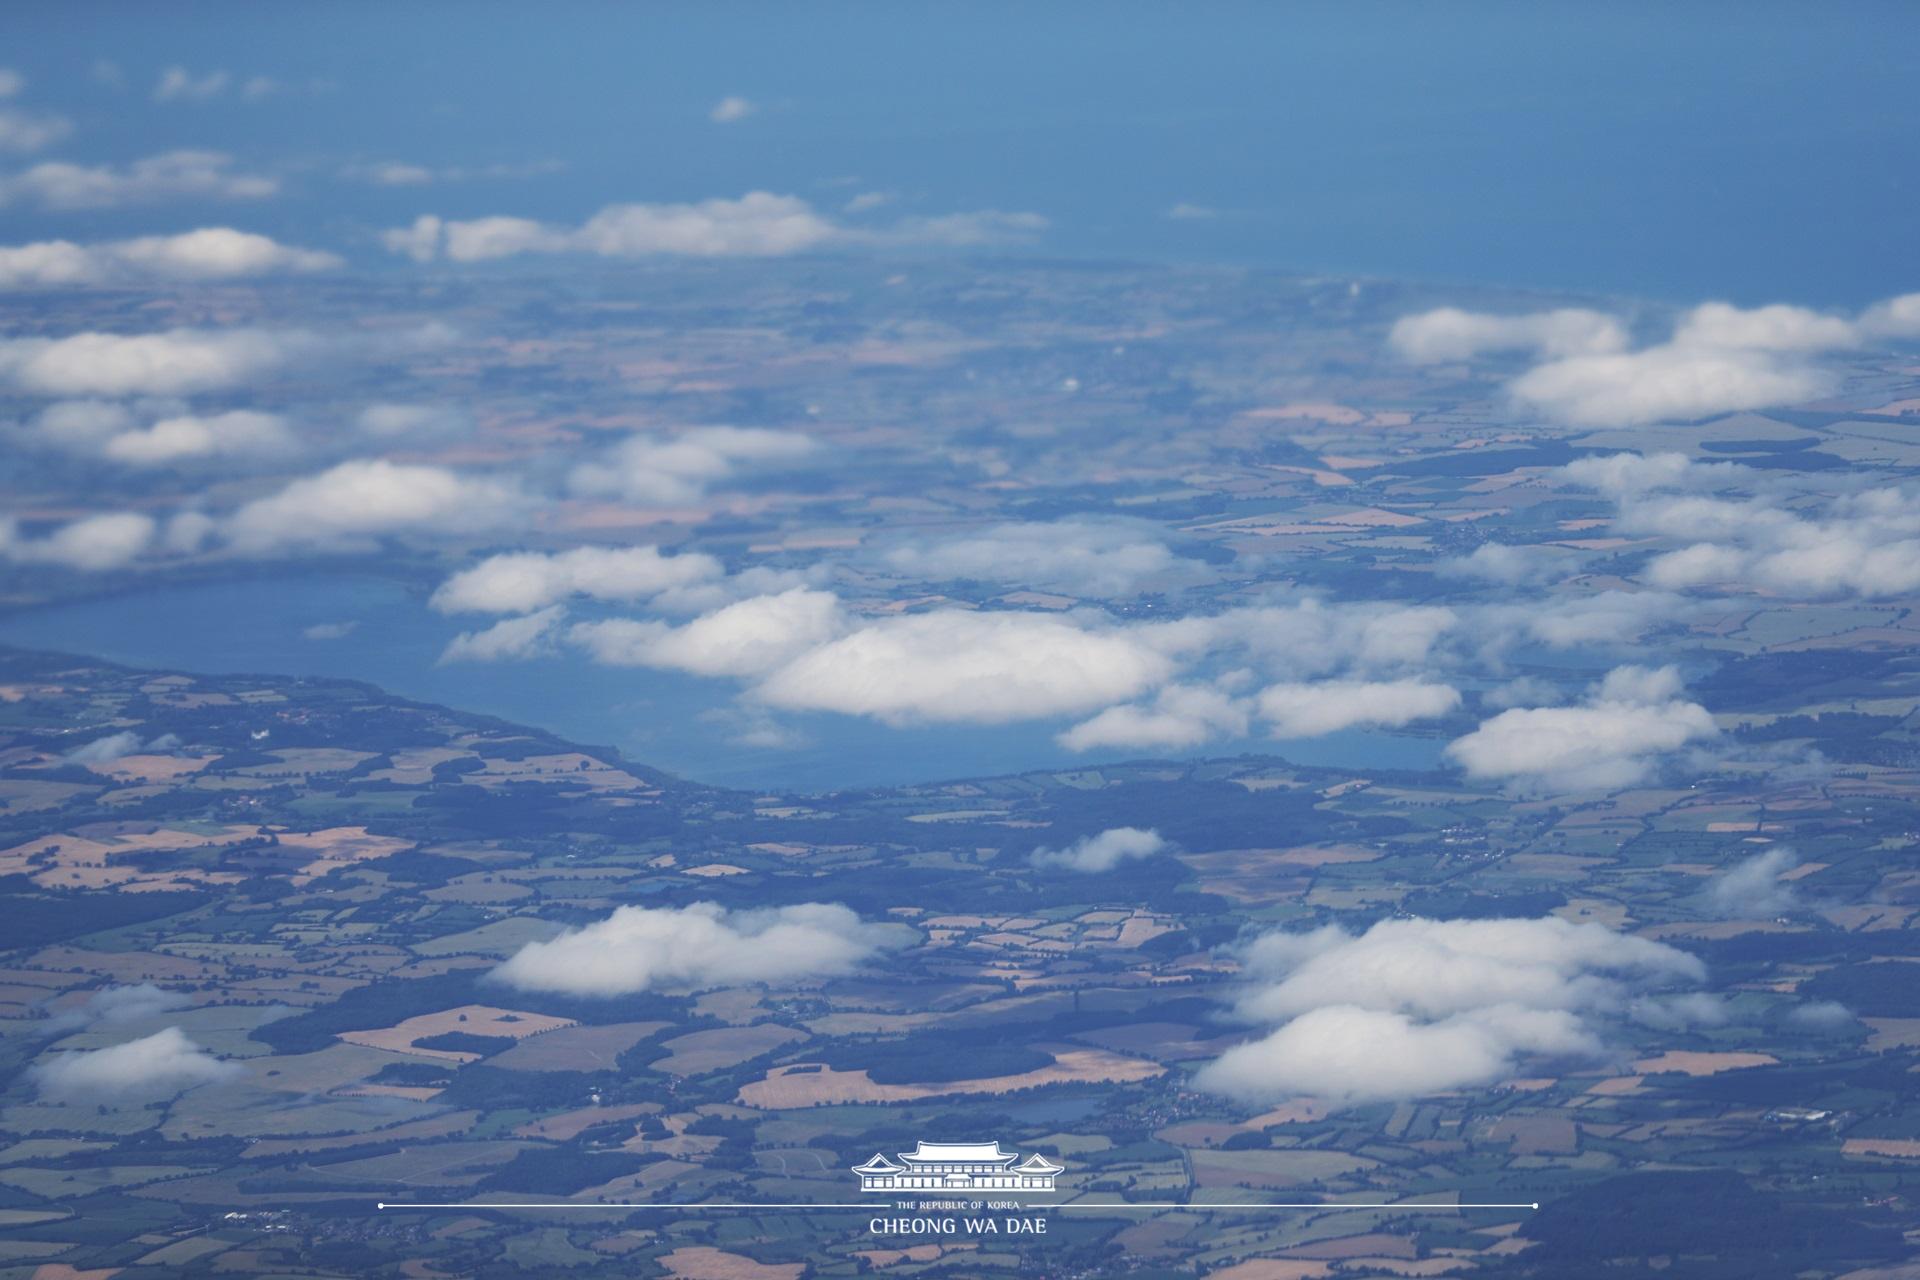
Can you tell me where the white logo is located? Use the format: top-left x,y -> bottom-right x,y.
852,1139 -> 1063,1191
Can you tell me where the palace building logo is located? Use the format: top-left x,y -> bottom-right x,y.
852,1140 -> 1064,1191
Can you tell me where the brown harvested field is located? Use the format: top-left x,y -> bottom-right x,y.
1188,1148 -> 1380,1189
649,1025 -> 807,1076
472,753 -> 649,791
737,1046 -> 1161,1109
852,1243 -> 979,1270
1204,1260 -> 1332,1280
488,1022 -> 670,1072
94,754 -> 216,783
367,747 -> 472,785
659,1247 -> 803,1280
1284,1234 -> 1416,1260
513,1102 -> 659,1142
276,826 -> 415,882
1631,1051 -> 1776,1076
1844,1139 -> 1920,1159
337,1005 -> 575,1062
1485,1114 -> 1578,1155
1863,1018 -> 1920,1051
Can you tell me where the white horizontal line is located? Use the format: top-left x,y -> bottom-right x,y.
377,1202 -> 890,1210
1038,1202 -> 1541,1211
376,1200 -> 1538,1212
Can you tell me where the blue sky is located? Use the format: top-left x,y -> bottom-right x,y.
4,1 -> 1916,302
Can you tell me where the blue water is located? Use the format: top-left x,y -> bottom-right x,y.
10,2 -> 1916,306
0,575 -> 1446,793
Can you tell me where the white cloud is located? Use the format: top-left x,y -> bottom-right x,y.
432,545 -> 723,614
1445,664 -> 1716,792
354,402 -> 467,439
0,108 -> 73,155
100,410 -> 295,465
0,327 -> 315,395
0,150 -> 277,208
67,730 -> 143,764
1389,307 -> 1629,364
1256,678 -> 1459,738
0,69 -> 22,99
568,426 -> 815,505
440,605 -> 566,664
1030,827 -> 1166,873
32,1026 -> 238,1100
755,608 -> 1173,726
0,512 -> 156,571
1705,848 -> 1801,919
382,191 -> 1046,263
1510,344 -> 1833,427
1058,682 -> 1250,752
1167,202 -> 1217,220
1860,292 -> 1920,339
492,902 -> 904,995
223,459 -> 530,554
882,519 -> 1191,596
1196,916 -> 1704,1105
1672,301 -> 1858,352
153,66 -> 231,102
72,983 -> 191,1024
568,588 -> 847,678
1570,452 -> 1920,600
709,95 -> 756,123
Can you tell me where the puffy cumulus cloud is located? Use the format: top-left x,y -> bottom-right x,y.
31,1026 -> 239,1101
0,327 -> 316,396
223,459 -> 530,554
0,512 -> 156,571
431,545 -> 723,615
0,150 -> 278,209
439,605 -> 566,665
1441,542 -> 1572,586
1058,682 -> 1250,752
1256,678 -> 1460,739
100,410 -> 295,466
1510,344 -> 1833,427
1860,292 -> 1920,339
492,902 -> 905,995
755,608 -> 1173,726
1705,847 -> 1802,919
1389,307 -> 1628,364
568,588 -> 847,678
1195,916 -> 1704,1105
880,519 -> 1195,597
1030,826 -> 1167,873
1445,664 -> 1716,792
1475,590 -> 1697,651
1148,600 -> 1458,678
24,227 -> 337,284
569,426 -> 816,506
382,192 -> 1046,263
1570,452 -> 1920,600
709,95 -> 756,123
1671,301 -> 1859,353
1200,1004 -> 1596,1106
1505,299 -> 1878,428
